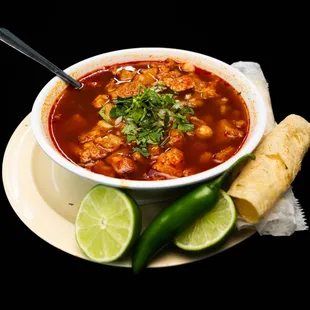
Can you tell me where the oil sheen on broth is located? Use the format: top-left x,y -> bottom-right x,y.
49,58 -> 249,181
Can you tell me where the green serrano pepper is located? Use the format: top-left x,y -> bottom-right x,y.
132,153 -> 255,273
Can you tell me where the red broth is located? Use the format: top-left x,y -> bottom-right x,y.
49,59 -> 249,180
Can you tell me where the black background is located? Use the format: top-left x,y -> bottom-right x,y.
1,16 -> 309,286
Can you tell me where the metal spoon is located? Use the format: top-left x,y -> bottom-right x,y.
0,28 -> 82,89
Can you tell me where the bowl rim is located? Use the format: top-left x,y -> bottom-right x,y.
31,47 -> 267,190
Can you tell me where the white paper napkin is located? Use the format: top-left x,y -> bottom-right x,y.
231,61 -> 308,236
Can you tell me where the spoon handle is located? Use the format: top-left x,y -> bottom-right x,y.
0,28 -> 82,89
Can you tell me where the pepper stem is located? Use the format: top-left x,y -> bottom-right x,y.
209,153 -> 255,190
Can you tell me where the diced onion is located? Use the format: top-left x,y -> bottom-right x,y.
172,103 -> 181,110
115,116 -> 123,126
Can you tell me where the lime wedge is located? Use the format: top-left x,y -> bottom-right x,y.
174,190 -> 236,251
75,185 -> 141,263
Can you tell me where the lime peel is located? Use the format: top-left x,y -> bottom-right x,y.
75,185 -> 141,263
174,190 -> 237,251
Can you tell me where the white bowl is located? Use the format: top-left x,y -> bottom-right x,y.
31,48 -> 267,199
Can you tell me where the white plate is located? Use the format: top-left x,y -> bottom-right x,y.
2,113 -> 255,268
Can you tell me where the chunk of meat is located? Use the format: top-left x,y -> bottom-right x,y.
142,67 -> 158,75
106,154 -> 137,175
134,75 -> 155,87
152,148 -> 184,177
79,142 -> 108,163
157,70 -> 182,83
213,146 -> 236,163
116,69 -> 137,81
168,129 -> 184,149
194,80 -> 219,99
163,75 -> 195,92
92,94 -> 109,108
105,79 -> 117,93
195,125 -> 213,139
94,134 -> 123,152
97,120 -> 113,129
109,81 -> 142,99
91,160 -> 116,177
140,67 -> 158,83
134,68 -> 157,86
166,58 -> 176,69
157,58 -> 176,73
184,92 -> 205,108
148,144 -> 162,157
181,62 -> 195,72
78,124 -> 108,143
215,119 -> 245,144
188,97 -> 205,108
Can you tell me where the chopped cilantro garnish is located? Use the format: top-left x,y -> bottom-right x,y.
164,110 -> 170,127
100,85 -> 195,157
152,82 -> 167,93
133,147 -> 149,157
179,107 -> 194,115
177,123 -> 195,132
171,113 -> 195,132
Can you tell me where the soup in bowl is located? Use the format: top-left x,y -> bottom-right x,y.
31,48 -> 267,197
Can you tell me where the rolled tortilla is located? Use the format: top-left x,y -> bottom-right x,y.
227,114 -> 310,224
